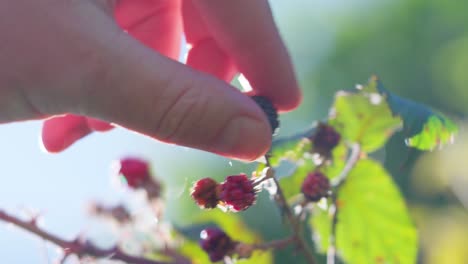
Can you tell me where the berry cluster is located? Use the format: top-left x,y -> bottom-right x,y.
301,171 -> 330,202
199,227 -> 236,262
191,174 -> 257,212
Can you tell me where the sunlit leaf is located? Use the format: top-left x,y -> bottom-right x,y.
329,81 -> 402,153
371,76 -> 458,150
321,143 -> 348,181
309,205 -> 332,253
311,159 -> 418,264
278,158 -> 315,200
178,239 -> 211,264
269,137 -> 313,166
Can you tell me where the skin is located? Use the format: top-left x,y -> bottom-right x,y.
0,0 -> 301,161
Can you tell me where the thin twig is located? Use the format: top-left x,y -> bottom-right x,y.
331,143 -> 361,187
327,143 -> 361,264
265,155 -> 317,264
0,210 -> 173,264
251,236 -> 295,251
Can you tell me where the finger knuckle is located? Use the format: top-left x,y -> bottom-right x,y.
153,76 -> 211,144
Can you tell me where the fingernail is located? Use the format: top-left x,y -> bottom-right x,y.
213,116 -> 272,161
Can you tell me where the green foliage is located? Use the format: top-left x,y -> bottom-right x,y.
262,76 -> 455,263
311,159 -> 418,264
321,143 -> 347,180
178,240 -> 211,264
270,137 -> 313,167
279,158 -> 315,200
329,81 -> 402,153
372,77 -> 458,150
189,76 -> 458,263
309,205 -> 332,252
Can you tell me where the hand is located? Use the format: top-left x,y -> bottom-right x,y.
0,0 -> 301,161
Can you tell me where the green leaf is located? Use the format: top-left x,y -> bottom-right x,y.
269,137 -> 313,167
321,143 -> 348,181
278,158 -> 315,200
309,205 -> 332,253
311,159 -> 418,264
329,82 -> 402,153
371,76 -> 458,150
266,130 -> 347,200
405,115 -> 457,150
178,239 -> 211,264
255,136 -> 315,201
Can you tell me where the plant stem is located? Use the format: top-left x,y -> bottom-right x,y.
265,156 -> 317,264
252,236 -> 295,251
0,210 -> 174,264
327,143 -> 361,264
331,143 -> 361,187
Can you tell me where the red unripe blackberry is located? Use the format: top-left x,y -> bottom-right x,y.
118,157 -> 151,188
191,178 -> 220,209
199,227 -> 235,262
301,171 -> 330,202
219,174 -> 256,212
251,96 -> 279,134
312,123 -> 341,152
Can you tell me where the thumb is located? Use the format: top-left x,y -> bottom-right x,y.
82,32 -> 272,161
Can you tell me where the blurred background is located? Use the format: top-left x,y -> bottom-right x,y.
1,0 -> 468,263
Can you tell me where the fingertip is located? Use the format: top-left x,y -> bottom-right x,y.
249,84 -> 302,112
210,115 -> 272,162
41,115 -> 92,153
274,86 -> 302,112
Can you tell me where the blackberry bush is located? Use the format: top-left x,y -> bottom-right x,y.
0,77 -> 458,264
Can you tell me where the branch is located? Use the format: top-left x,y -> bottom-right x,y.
0,210 -> 174,264
264,156 -> 317,264
328,143 -> 361,264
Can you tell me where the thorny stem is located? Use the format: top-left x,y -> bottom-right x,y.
327,143 -> 361,264
0,210 -> 175,264
264,155 -> 317,264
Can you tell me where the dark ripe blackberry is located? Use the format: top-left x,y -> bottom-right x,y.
312,123 -> 341,153
251,96 -> 279,134
199,227 -> 235,262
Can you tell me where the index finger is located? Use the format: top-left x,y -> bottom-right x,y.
191,0 -> 301,111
